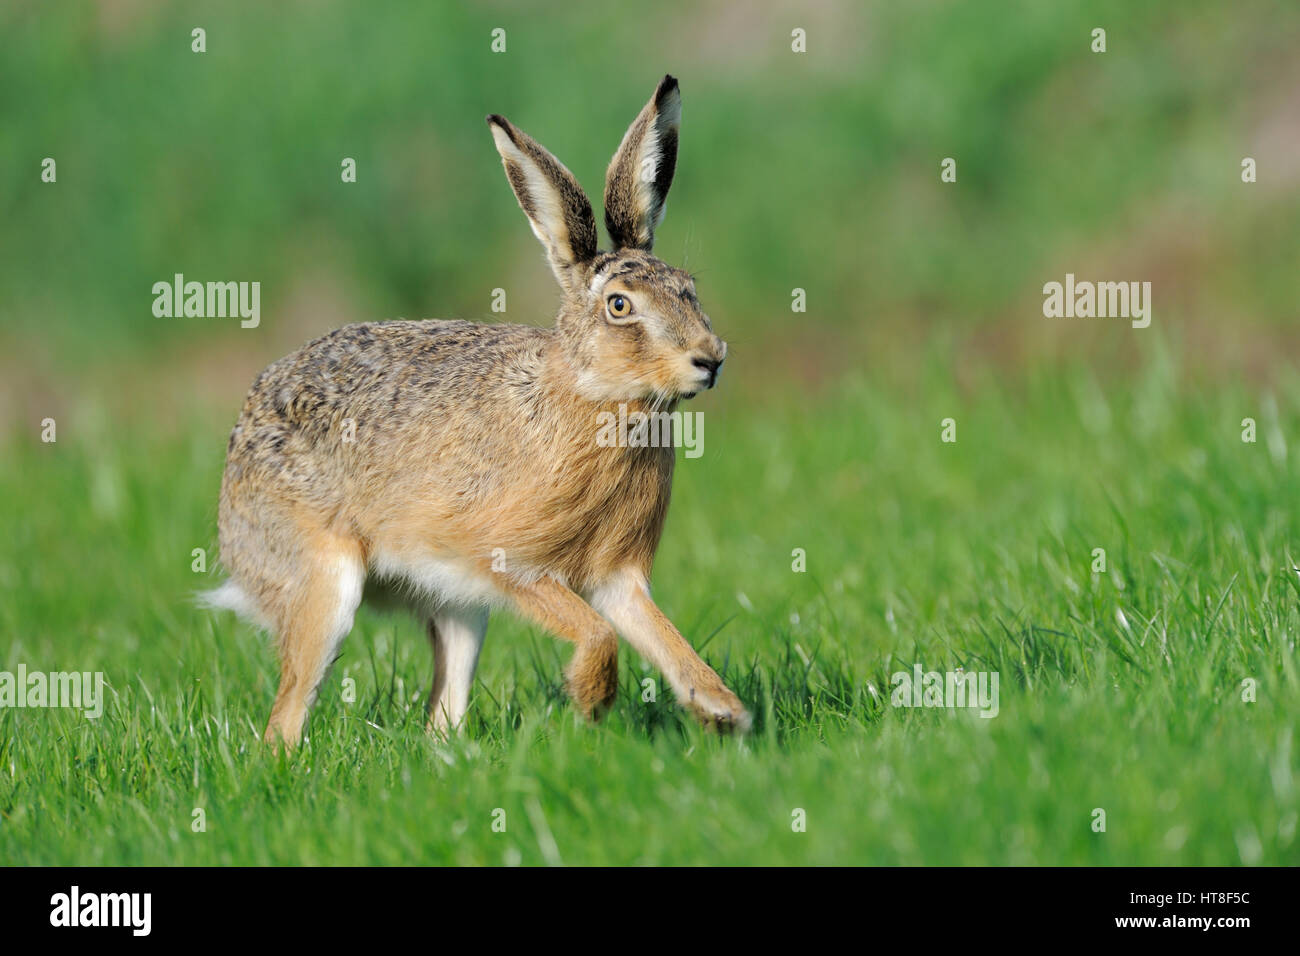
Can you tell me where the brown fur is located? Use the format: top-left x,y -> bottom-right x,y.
209,76 -> 749,746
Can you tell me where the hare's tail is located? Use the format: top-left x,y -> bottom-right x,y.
197,580 -> 271,629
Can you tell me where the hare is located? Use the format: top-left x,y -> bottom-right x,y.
205,75 -> 750,747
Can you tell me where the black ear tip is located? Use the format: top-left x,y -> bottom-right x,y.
657,74 -> 679,99
486,114 -> 517,144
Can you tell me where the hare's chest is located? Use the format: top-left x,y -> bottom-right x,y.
526,442 -> 675,581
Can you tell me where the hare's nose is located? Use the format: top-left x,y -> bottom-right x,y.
692,355 -> 722,387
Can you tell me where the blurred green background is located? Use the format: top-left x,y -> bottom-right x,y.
3,0 -> 1298,425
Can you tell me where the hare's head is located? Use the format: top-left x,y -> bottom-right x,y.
488,75 -> 726,403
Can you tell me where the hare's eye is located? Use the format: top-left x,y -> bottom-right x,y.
607,294 -> 633,319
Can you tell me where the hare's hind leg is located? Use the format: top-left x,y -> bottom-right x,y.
264,542 -> 366,747
426,604 -> 489,735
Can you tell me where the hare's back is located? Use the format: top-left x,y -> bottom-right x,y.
224,319 -> 547,484
245,318 -> 543,418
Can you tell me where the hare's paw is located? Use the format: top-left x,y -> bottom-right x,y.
565,635 -> 620,721
685,684 -> 752,734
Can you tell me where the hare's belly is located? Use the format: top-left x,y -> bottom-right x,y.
366,548 -> 503,611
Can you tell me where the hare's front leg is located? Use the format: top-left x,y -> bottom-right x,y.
426,605 -> 489,735
589,570 -> 751,732
500,577 -> 619,719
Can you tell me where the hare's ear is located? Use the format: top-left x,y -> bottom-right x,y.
603,75 -> 681,252
487,114 -> 597,294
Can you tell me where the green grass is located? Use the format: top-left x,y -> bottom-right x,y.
2,358 -> 1297,865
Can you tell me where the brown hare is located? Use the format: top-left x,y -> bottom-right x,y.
206,75 -> 750,746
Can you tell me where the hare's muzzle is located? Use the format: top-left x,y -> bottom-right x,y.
691,355 -> 722,389
690,334 -> 727,389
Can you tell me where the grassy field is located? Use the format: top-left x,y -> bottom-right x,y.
2,356 -> 1297,865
